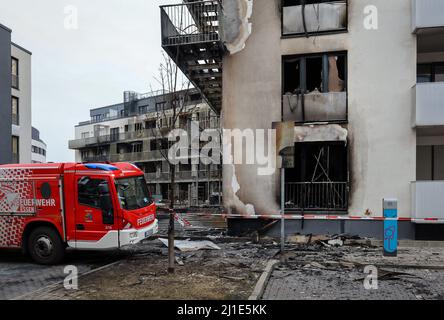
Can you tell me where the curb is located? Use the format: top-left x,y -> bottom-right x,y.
348,239 -> 444,248
248,259 -> 279,300
11,260 -> 122,300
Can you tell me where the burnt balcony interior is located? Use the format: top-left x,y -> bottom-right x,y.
160,0 -> 225,114
285,142 -> 349,212
283,52 -> 347,123
282,0 -> 347,37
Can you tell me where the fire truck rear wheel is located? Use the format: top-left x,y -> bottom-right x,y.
28,227 -> 65,265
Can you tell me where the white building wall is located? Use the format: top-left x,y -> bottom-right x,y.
222,0 -> 416,218
11,43 -> 32,164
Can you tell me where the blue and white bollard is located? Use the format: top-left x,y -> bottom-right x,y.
383,198 -> 398,257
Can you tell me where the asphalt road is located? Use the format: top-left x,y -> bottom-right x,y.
0,249 -> 126,300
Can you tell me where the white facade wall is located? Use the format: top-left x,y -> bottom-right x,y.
222,0 -> 417,218
11,43 -> 32,164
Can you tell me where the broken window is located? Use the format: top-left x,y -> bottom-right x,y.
282,0 -> 347,36
285,142 -> 348,211
283,52 -> 347,123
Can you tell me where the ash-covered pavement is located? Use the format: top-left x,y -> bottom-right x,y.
0,249 -> 127,300
263,242 -> 444,300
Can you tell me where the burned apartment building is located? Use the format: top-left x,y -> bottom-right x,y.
159,0 -> 444,239
69,90 -> 222,207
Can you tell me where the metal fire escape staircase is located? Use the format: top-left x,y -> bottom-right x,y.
160,0 -> 225,114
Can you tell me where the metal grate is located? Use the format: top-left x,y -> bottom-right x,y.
285,182 -> 348,211
161,0 -> 223,46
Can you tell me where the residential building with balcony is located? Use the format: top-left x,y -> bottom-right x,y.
160,0 -> 444,239
0,22 -> 32,165
69,90 -> 222,207
31,127 -> 47,163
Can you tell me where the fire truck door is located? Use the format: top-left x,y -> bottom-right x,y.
74,175 -> 118,248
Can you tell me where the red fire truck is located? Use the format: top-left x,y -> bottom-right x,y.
0,162 -> 158,264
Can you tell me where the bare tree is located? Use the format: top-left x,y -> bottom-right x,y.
149,53 -> 200,273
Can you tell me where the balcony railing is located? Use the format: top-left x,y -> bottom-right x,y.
412,0 -> 444,33
413,82 -> 444,127
283,91 -> 347,123
282,0 -> 347,36
161,0 -> 223,47
412,181 -> 444,222
285,182 -> 348,212
83,155 -> 110,163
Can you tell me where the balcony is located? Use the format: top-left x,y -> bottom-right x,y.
83,155 -> 110,163
282,0 -> 347,36
110,150 -> 167,163
412,0 -> 444,33
285,182 -> 349,212
283,91 -> 347,123
411,181 -> 444,222
160,0 -> 225,114
412,82 -> 444,128
69,130 -> 165,150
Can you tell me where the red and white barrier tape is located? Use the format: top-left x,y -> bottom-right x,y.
169,212 -> 444,224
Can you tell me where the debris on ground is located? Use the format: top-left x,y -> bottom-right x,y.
158,238 -> 221,251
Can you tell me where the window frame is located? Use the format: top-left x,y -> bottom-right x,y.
11,96 -> 19,126
282,50 -> 348,124
281,0 -> 348,38
11,57 -> 19,89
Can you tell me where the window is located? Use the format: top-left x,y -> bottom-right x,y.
11,57 -> 18,89
417,63 -> 444,83
78,177 -> 114,224
110,127 -> 119,141
139,105 -> 149,114
282,0 -> 347,37
81,132 -> 90,139
283,52 -> 347,123
417,145 -> 444,180
12,97 -> 19,125
145,120 -> 156,129
115,176 -> 152,210
132,142 -> 143,153
135,123 -> 143,132
12,136 -> 19,163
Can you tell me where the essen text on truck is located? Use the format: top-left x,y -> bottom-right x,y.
0,162 -> 158,264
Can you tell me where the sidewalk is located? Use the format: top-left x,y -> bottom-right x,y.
262,244 -> 444,300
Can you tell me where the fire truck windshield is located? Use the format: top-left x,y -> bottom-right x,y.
115,176 -> 152,210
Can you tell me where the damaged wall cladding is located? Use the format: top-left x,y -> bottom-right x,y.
282,0 -> 347,36
222,0 -> 254,54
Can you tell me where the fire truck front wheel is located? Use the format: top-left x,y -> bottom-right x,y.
28,227 -> 65,265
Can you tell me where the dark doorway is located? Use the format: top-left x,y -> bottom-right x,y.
285,142 -> 349,212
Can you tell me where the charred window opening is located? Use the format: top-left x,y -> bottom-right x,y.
282,0 -> 347,37
285,142 -> 349,212
283,52 -> 347,123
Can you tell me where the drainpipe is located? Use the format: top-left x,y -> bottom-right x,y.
301,0 -> 309,38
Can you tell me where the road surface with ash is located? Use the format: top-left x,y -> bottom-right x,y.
263,242 -> 444,300
0,249 -> 127,300
21,238 -> 279,300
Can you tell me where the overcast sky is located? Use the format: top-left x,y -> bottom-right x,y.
0,0 -> 180,162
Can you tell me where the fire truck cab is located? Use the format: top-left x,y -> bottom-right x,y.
0,162 -> 158,264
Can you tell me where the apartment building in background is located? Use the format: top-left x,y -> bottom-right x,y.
69,90 -> 222,207
160,0 -> 444,239
0,22 -> 32,164
31,127 -> 47,163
